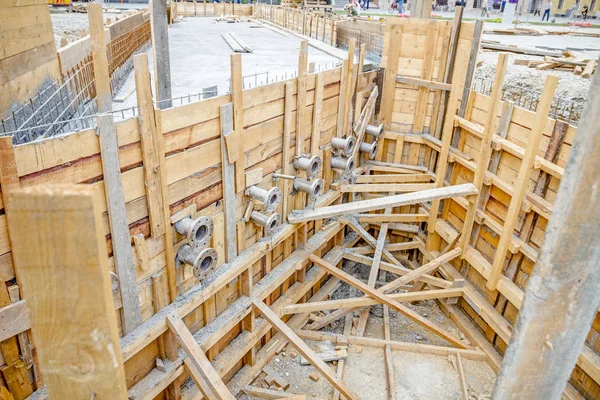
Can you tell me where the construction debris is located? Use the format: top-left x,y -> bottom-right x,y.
514,56 -> 596,77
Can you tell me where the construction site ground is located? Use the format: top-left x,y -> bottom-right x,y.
242,261 -> 496,400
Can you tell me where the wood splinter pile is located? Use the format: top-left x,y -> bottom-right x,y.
514,55 -> 596,77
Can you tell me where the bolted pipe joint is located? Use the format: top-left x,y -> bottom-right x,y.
294,177 -> 324,200
293,154 -> 322,178
246,185 -> 282,213
176,244 -> 218,281
365,123 -> 384,139
359,141 -> 379,160
174,216 -> 214,249
331,155 -> 356,174
331,136 -> 356,156
250,211 -> 281,236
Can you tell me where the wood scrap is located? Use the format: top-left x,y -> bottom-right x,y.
300,347 -> 348,365
221,32 -> 252,53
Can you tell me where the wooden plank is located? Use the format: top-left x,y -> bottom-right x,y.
309,254 -> 467,349
491,72 -> 598,399
296,40 -> 308,155
487,75 -> 558,291
355,173 -> 431,184
282,288 -> 463,314
150,0 -> 172,108
252,299 -> 359,400
356,213 -> 428,223
220,103 -> 238,263
297,330 -> 485,360
288,183 -> 478,223
97,114 -> 142,334
383,304 -> 395,400
380,248 -> 462,292
134,53 -> 166,238
340,183 -> 435,193
380,25 -> 402,130
8,185 -> 127,399
166,313 -> 236,400
458,53 -> 507,253
456,353 -> 468,400
396,75 -> 452,91
230,54 -> 246,192
281,82 -> 293,221
311,72 -> 324,156
412,21 -> 439,134
88,4 -> 111,112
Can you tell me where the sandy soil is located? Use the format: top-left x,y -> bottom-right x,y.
241,261 -> 496,400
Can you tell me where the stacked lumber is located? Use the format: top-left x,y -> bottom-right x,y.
221,32 -> 253,53
514,56 -> 596,77
485,27 -> 549,36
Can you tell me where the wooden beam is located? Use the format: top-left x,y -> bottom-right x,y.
97,114 -> 143,333
251,299 -> 359,400
296,330 -> 485,360
296,41 -> 308,156
356,213 -> 428,223
243,386 -> 307,399
134,53 -> 166,239
340,183 -> 435,193
166,313 -> 235,400
344,218 -> 402,266
230,54 -> 246,192
150,0 -> 172,108
487,75 -> 558,290
380,25 -> 402,130
379,247 -> 462,293
458,53 -> 508,253
355,174 -> 432,184
311,72 -> 324,156
491,69 -> 599,399
8,185 -> 128,399
220,103 -> 238,263
383,304 -> 395,400
88,4 -> 111,113
309,254 -> 467,349
396,75 -> 452,91
456,353 -> 468,400
288,183 -> 478,223
282,288 -> 463,314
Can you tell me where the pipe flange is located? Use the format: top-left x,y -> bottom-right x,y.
365,123 -> 384,139
192,247 -> 218,280
360,141 -> 379,160
331,136 -> 356,156
263,187 -> 282,213
331,155 -> 356,174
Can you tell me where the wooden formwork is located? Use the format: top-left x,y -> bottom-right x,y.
2,10 -> 599,400
0,27 -> 377,397
175,2 -> 254,17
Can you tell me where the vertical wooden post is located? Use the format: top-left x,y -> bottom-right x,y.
220,103 -> 238,263
230,54 -> 246,193
487,75 -> 558,290
412,21 -> 439,134
492,68 -> 600,400
311,72 -> 324,156
134,54 -> 166,239
0,139 -> 33,399
457,53 -> 507,253
88,4 -> 112,113
336,59 -> 349,138
8,186 -> 128,400
343,38 -> 356,138
379,25 -> 402,132
150,0 -> 173,109
281,82 -> 293,221
296,41 -> 308,157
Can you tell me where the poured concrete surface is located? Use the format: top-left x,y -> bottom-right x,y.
113,17 -> 340,109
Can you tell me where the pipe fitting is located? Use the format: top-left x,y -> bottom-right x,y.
359,141 -> 379,160
293,155 -> 322,178
174,216 -> 214,249
331,136 -> 356,156
176,244 -> 218,281
294,178 -> 324,200
247,186 -> 282,213
365,123 -> 384,139
330,155 -> 356,174
250,211 -> 281,236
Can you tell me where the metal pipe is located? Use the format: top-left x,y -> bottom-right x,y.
294,178 -> 324,200
293,154 -> 322,177
247,186 -> 282,213
176,244 -> 218,281
331,155 -> 356,173
359,141 -> 379,160
365,123 -> 384,139
331,136 -> 356,156
174,216 -> 213,249
250,211 -> 281,236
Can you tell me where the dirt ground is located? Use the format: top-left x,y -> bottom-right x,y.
241,261 -> 496,400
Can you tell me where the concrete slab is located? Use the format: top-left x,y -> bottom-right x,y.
113,16 -> 341,110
